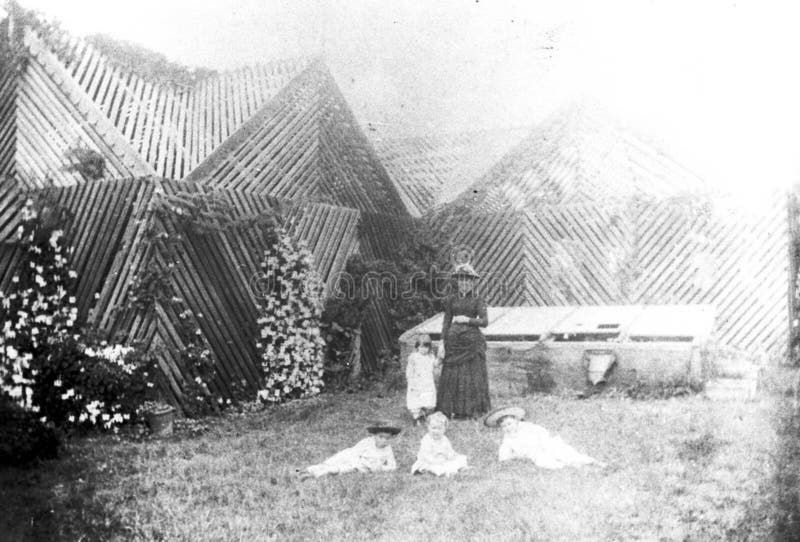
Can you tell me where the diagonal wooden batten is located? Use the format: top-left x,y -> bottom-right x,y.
24,28 -> 156,178
183,63 -> 323,185
2,25 -> 414,399
0,65 -> 16,180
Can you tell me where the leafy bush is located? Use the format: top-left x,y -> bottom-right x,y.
85,33 -> 217,88
64,146 -> 105,180
32,339 -> 153,431
381,220 -> 454,339
320,255 -> 381,387
0,397 -> 59,467
254,228 -> 325,403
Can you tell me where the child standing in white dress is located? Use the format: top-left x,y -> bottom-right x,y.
303,423 -> 400,478
411,412 -> 468,476
406,334 -> 438,424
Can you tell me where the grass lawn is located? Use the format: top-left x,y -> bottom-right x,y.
2,387 -> 798,541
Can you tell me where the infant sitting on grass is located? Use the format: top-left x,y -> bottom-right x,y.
302,423 -> 400,479
484,406 -> 607,469
411,412 -> 468,477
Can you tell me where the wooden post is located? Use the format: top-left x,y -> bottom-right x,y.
788,190 -> 798,365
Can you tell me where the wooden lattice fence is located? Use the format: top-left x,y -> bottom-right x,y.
1,23 -> 414,386
430,192 -> 790,358
0,177 -> 362,408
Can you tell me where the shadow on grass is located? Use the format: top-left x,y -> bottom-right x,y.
733,400 -> 800,541
0,451 -> 134,542
772,404 -> 800,541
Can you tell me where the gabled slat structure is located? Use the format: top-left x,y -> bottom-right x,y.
373,127 -> 528,216
0,23 -> 410,406
429,106 -> 791,358
46,31 -> 307,179
16,30 -> 155,187
0,177 -> 361,408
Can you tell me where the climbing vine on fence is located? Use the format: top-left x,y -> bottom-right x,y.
253,228 -> 326,403
122,191 -> 241,416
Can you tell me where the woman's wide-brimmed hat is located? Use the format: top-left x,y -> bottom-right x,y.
483,406 -> 526,428
366,421 -> 402,435
451,263 -> 480,279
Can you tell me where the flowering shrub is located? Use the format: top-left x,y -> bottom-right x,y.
254,229 -> 325,403
33,338 -> 154,431
0,197 -> 154,432
0,198 -> 78,411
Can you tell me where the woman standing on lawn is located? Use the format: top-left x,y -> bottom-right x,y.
436,263 -> 491,419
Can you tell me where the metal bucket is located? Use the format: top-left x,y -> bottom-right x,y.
585,350 -> 617,385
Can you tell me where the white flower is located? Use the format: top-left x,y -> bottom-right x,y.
68,296 -> 76,304
6,345 -> 17,359
49,229 -> 63,248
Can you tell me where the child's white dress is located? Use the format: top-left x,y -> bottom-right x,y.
411,433 -> 468,476
306,437 -> 397,477
498,421 -> 599,469
406,351 -> 437,416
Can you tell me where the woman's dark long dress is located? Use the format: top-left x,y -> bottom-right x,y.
436,291 -> 491,418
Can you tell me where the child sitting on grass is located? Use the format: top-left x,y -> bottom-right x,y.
484,406 -> 606,469
303,423 -> 400,479
411,411 -> 468,477
406,334 -> 438,425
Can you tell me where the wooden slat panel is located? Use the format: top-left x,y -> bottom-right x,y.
0,62 -> 17,180
432,193 -> 790,358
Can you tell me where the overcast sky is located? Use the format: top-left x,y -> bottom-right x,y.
9,0 -> 800,194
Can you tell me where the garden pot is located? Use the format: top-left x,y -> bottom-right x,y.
145,406 -> 175,437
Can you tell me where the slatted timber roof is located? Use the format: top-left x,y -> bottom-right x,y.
5,26 -> 407,217
372,127 -> 528,216
449,103 -> 713,214
41,29 -> 307,180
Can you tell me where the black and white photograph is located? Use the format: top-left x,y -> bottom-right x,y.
1,0 -> 799,540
